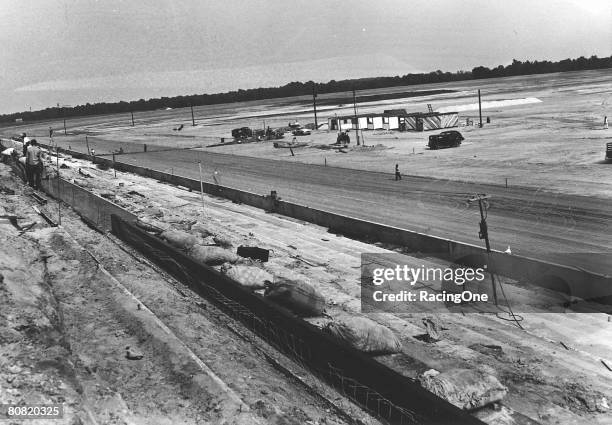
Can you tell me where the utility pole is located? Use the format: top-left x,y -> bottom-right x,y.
312,83 -> 318,129
190,104 -> 195,126
198,161 -> 205,212
478,89 -> 483,128
59,103 -> 71,135
85,136 -> 90,155
353,88 -> 359,146
468,194 -> 497,304
51,135 -> 61,225
131,111 -> 135,127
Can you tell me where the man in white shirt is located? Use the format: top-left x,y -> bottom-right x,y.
26,139 -> 43,189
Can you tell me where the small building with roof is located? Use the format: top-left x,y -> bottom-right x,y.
328,110 -> 458,132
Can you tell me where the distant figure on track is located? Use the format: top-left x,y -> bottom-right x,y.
395,164 -> 401,181
605,116 -> 608,130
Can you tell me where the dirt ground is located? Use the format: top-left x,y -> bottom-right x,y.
0,163 -> 366,425
7,150 -> 607,425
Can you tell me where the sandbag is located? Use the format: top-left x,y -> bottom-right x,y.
418,368 -> 507,410
160,229 -> 198,250
189,245 -> 238,266
264,278 -> 325,317
324,316 -> 402,354
221,264 -> 273,289
213,234 -> 233,248
190,222 -> 213,237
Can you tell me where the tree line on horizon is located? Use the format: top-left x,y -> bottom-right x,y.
2,54 -> 610,124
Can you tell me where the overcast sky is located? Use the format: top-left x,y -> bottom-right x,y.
1,0 -> 610,113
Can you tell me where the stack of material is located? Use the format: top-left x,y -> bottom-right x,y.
190,245 -> 238,266
324,316 -> 402,354
418,368 -> 508,410
221,264 -> 273,289
265,278 -> 325,317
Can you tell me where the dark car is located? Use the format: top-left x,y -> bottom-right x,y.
428,130 -> 464,150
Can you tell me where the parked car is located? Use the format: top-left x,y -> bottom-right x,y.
428,130 -> 464,150
292,128 -> 311,136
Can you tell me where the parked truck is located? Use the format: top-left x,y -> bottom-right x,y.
428,130 -> 464,150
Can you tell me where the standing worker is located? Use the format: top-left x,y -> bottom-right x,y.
22,133 -> 30,156
26,139 -> 43,190
605,116 -> 609,130
395,164 -> 402,181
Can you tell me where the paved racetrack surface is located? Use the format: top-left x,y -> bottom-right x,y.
111,148 -> 612,275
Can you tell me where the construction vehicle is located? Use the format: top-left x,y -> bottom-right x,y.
231,127 -> 253,140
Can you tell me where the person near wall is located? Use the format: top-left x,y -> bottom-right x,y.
395,164 -> 402,181
26,139 -> 43,190
22,134 -> 30,156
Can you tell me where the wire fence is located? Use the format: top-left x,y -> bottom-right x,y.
177,263 -> 422,425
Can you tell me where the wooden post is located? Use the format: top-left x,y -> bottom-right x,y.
55,141 -> 61,225
312,83 -> 318,128
353,88 -> 359,146
63,119 -> 67,135
131,111 -> 135,126
113,153 -> 116,178
198,161 -> 205,212
85,136 -> 90,155
478,89 -> 483,128
190,104 -> 195,126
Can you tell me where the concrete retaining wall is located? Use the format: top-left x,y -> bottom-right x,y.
33,142 -> 612,301
41,177 -> 136,232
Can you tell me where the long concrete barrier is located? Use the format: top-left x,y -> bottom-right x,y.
42,177 -> 136,232
31,141 -> 612,302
